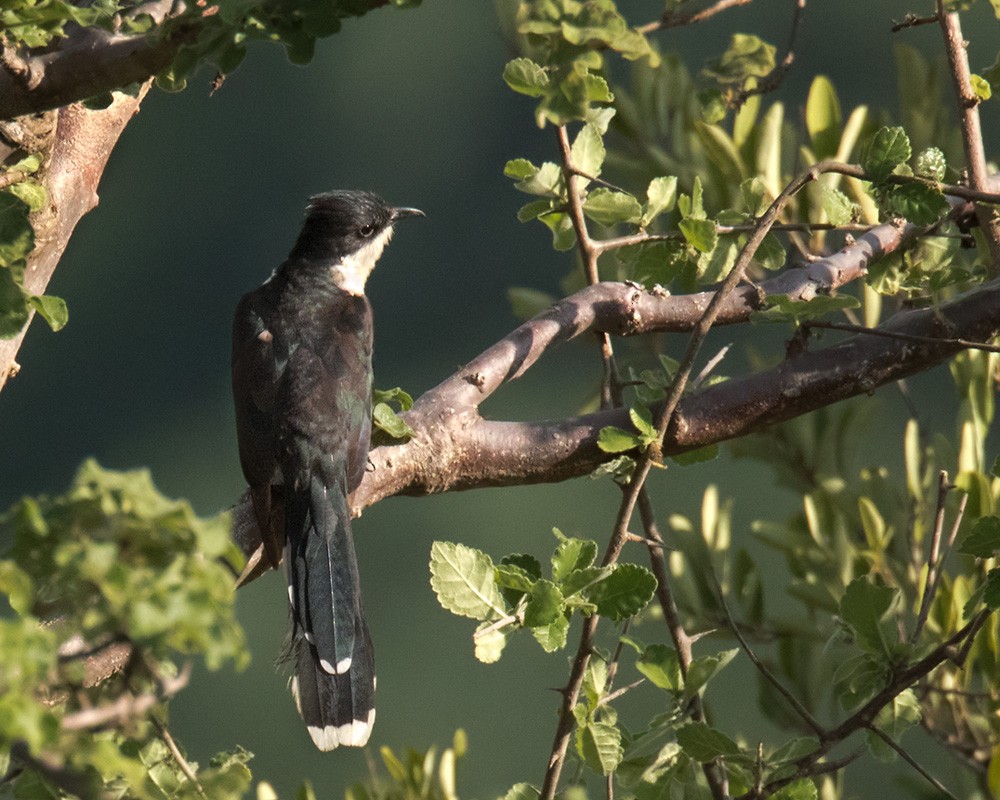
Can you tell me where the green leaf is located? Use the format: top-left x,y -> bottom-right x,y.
27,293 -> 67,332
539,211 -> 576,250
676,722 -> 741,762
822,185 -> 856,225
597,426 -> 642,454
372,386 -> 413,411
522,579 -> 564,627
0,193 -> 34,267
629,404 -> 657,441
504,158 -> 538,180
670,444 -> 719,466
501,784 -> 539,800
772,779 -> 818,800
752,293 -> 861,323
643,176 -> 679,225
473,622 -> 508,663
678,217 -> 717,253
576,721 -> 623,775
7,180 -> 47,213
552,537 -> 598,583
504,58 -> 550,97
372,403 -> 413,440
616,240 -> 687,289
703,34 -> 776,86
957,516 -> 1000,558
513,162 -> 563,197
571,123 -> 605,178
806,75 -> 842,159
587,563 -> 656,620
0,267 -> 30,338
970,74 -> 992,102
636,643 -> 682,692
914,147 -> 947,182
753,233 -> 786,271
583,188 -> 642,226
429,542 -> 506,621
882,182 -> 950,225
839,577 -> 899,657
532,614 -> 570,652
685,648 -> 738,699
862,126 -> 911,184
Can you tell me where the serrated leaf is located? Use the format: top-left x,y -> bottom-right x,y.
598,426 -> 642,454
505,158 -> 538,180
636,643 -> 682,691
628,404 -> 657,441
523,579 -> 564,627
772,779 -> 818,800
822,185 -> 856,225
473,623 -> 507,663
586,563 -> 656,620
839,577 -> 898,657
532,613 -> 570,652
957,515 -> 1000,557
862,126 -> 911,184
583,188 -> 642,226
882,182 -> 950,225
552,538 -> 598,583
514,162 -> 563,197
576,721 -> 623,775
0,193 -> 34,267
685,648 -> 738,699
678,217 -> 717,254
372,402 -> 414,440
753,232 -> 786,271
703,34 -> 776,86
504,58 -> 549,97
429,542 -> 506,620
7,180 -> 47,213
616,240 -> 687,288
27,293 -> 67,332
676,722 -> 741,762
644,176 -> 678,225
571,123 -> 605,178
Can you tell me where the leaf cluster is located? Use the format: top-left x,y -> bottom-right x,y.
429,533 -> 655,663
0,460 -> 250,799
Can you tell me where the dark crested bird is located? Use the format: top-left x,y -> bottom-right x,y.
231,190 -> 423,750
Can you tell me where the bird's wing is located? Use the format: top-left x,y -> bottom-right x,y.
232,286 -> 285,566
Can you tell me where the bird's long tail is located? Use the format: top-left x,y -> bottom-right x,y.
285,471 -> 375,750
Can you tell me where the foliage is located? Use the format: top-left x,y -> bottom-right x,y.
3,0 -> 1000,798
0,461 -> 250,798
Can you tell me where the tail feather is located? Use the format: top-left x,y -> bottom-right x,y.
285,468 -> 375,749
290,621 -> 375,750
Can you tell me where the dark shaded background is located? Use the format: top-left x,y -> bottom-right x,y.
3,1 -> 999,796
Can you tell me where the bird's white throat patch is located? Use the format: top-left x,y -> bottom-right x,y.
330,225 -> 395,295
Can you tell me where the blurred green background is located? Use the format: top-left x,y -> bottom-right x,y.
2,0 -> 999,796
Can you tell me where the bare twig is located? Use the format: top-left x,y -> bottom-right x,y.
151,715 -> 205,796
709,570 -> 825,737
891,12 -> 940,33
60,663 -> 190,731
866,725 -> 960,800
637,0 -> 752,34
732,0 -> 805,104
804,321 -> 1000,355
936,3 -> 1000,272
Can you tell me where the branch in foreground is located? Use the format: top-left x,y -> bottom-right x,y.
0,87 -> 150,390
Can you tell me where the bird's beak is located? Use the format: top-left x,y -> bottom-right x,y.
391,207 -> 425,221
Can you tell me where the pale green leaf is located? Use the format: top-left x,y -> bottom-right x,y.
429,541 -> 506,620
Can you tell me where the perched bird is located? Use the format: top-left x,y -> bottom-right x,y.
231,190 -> 423,750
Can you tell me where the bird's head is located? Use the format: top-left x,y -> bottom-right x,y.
288,190 -> 424,295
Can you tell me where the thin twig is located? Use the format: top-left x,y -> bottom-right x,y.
691,344 -> 732,390
866,725 -> 960,800
891,12 -> 940,32
803,321 -> 1000,355
912,472 -> 952,643
151,715 -> 206,796
732,0 -> 805,105
936,3 -> 1000,272
637,0 -> 752,34
708,571 -> 825,737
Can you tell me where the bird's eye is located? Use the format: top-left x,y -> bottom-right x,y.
359,224 -> 376,238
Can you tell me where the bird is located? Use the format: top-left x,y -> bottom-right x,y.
231,190 -> 423,750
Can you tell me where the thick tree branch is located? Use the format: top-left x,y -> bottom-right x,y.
0,88 -> 151,390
